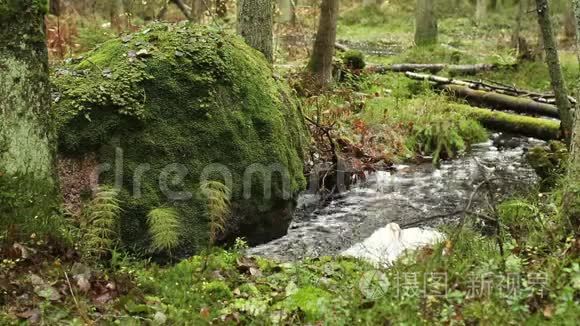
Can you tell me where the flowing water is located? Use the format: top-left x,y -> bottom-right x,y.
248,134 -> 544,261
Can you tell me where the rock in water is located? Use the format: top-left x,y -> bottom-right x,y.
341,223 -> 444,266
52,23 -> 307,255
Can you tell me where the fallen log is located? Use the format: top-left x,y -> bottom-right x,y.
465,107 -> 561,141
335,42 -> 350,52
442,84 -> 561,119
405,72 -> 562,119
368,63 -> 508,75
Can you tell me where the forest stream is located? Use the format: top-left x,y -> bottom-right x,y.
248,134 -> 544,261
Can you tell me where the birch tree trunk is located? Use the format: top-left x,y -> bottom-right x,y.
415,0 -> 438,46
237,0 -> 274,63
535,0 -> 573,141
308,0 -> 339,87
0,1 -> 57,234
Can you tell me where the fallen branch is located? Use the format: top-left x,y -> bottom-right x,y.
405,72 -> 563,119
334,42 -> 350,52
443,84 -> 560,118
368,63 -> 507,75
171,0 -> 192,21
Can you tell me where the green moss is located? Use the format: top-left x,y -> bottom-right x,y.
342,50 -> 366,70
278,286 -> 333,321
52,23 -> 307,254
202,281 -> 233,300
526,141 -> 568,189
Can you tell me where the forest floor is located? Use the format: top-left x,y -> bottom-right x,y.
2,4 -> 580,325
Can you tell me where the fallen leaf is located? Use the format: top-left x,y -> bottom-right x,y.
95,293 -> 113,304
35,285 -> 61,301
200,307 -> 210,318
543,304 -> 554,318
153,311 -> 167,324
16,308 -> 40,322
76,275 -> 91,293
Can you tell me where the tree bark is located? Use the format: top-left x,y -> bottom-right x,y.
278,0 -> 296,23
415,0 -> 438,46
475,0 -> 487,24
172,0 -> 193,20
216,0 -> 228,18
564,7 -> 577,41
110,0 -> 124,32
0,1 -> 57,234
191,0 -> 205,23
535,0 -> 573,142
511,0 -> 525,49
237,0 -> 274,63
564,0 -> 580,230
308,0 -> 339,87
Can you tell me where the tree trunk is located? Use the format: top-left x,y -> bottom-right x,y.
49,0 -> 61,16
564,0 -> 580,230
308,0 -> 339,87
564,9 -> 577,41
511,0 -> 526,50
278,0 -> 296,23
535,0 -> 574,142
0,1 -> 57,235
467,107 -> 560,141
237,0 -> 274,63
476,0 -> 487,24
216,0 -> 228,18
110,0 -> 124,32
172,0 -> 193,20
415,0 -> 438,46
191,0 -> 205,23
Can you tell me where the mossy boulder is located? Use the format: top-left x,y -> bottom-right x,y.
52,23 -> 307,254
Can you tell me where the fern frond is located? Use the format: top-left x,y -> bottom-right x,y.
147,207 -> 182,252
200,181 -> 232,244
82,186 -> 121,259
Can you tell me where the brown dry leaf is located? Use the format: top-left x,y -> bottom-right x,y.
76,275 -> 91,293
94,292 -> 113,304
200,307 -> 210,319
236,257 -> 260,276
16,308 -> 41,323
542,304 -> 554,318
249,267 -> 262,277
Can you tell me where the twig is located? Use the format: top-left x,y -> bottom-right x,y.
63,270 -> 92,324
